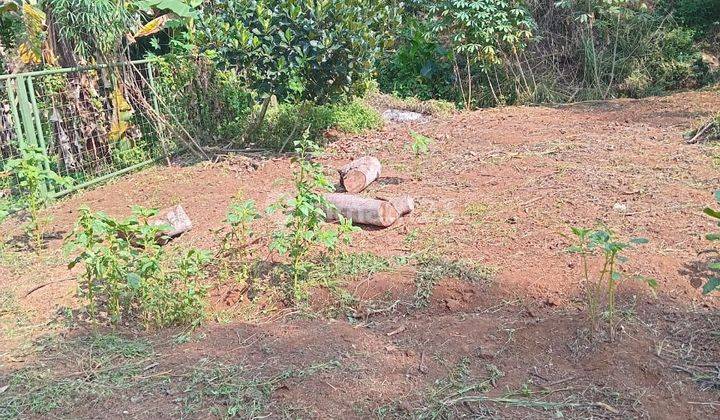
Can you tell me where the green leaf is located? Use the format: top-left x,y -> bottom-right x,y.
126,273 -> 141,289
702,277 -> 720,295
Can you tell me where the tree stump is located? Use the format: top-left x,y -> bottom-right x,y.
339,156 -> 381,193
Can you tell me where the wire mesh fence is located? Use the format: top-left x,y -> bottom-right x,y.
0,59 -> 177,199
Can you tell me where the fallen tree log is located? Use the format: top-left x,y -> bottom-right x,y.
325,193 -> 399,227
339,156 -> 381,193
150,205 -> 192,244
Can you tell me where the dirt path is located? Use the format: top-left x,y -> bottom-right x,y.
1,90 -> 720,418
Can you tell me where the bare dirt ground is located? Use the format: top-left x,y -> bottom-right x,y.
2,89 -> 720,419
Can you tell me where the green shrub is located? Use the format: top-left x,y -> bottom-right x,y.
569,227 -> 656,340
155,55 -> 254,147
258,100 -> 383,150
377,18 -> 457,101
66,206 -> 210,327
192,0 -> 401,104
658,0 -> 720,35
703,191 -> 720,294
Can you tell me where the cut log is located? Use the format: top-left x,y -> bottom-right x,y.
388,195 -> 415,216
150,205 -> 192,244
339,156 -> 381,193
325,193 -> 399,227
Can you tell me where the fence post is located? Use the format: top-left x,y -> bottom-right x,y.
5,78 -> 24,146
15,75 -> 48,195
26,76 -> 55,195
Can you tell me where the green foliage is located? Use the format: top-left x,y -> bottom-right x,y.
377,18 -> 457,101
1,144 -> 71,250
409,130 -> 433,156
155,55 -> 255,147
132,0 -> 202,18
569,227 -> 656,340
658,0 -> 720,35
555,0 -> 713,99
258,99 -> 383,150
192,0 -> 401,103
421,0 -> 535,108
66,206 -> 210,327
218,198 -> 260,284
269,131 -> 357,301
702,190 -> 720,294
44,0 -> 134,62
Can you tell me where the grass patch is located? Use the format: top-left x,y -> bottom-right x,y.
0,333 -> 155,418
414,256 -> 494,308
377,358 -> 644,418
181,359 -> 340,418
1,331 -> 340,418
368,93 -> 456,116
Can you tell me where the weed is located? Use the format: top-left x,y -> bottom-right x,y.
702,190 -> 720,294
269,130 -> 357,301
408,130 -> 433,180
217,198 -> 260,285
66,206 -> 210,327
0,145 -> 71,251
569,227 -> 657,340
409,130 -> 433,156
414,255 -> 493,307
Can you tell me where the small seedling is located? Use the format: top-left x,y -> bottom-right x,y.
702,190 -> 720,294
270,129 -> 357,301
2,145 -> 71,250
218,198 -> 260,284
409,130 -> 433,156
409,130 -> 433,180
569,227 -> 656,341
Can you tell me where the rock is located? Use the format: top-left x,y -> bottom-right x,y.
381,109 -> 427,123
150,205 -> 192,243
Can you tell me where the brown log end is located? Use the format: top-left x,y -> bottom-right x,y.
388,195 -> 415,216
342,169 -> 367,194
377,201 -> 400,227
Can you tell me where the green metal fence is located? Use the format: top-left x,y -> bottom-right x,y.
0,59 -> 176,199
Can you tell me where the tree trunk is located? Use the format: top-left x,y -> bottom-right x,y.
339,156 -> 381,193
325,193 -> 399,227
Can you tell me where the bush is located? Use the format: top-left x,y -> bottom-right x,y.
67,206 -> 210,327
377,19 -> 457,101
155,55 -> 254,147
192,0 -> 400,104
258,100 -> 383,150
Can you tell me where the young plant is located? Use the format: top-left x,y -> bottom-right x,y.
702,190 -> 720,294
410,130 -> 433,156
409,130 -> 433,180
2,145 -> 70,250
218,198 -> 260,284
66,206 -> 210,327
269,130 -> 357,301
569,227 -> 656,341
